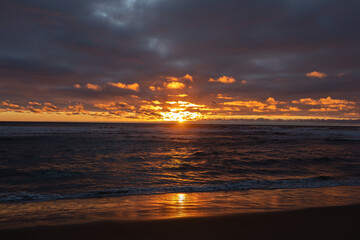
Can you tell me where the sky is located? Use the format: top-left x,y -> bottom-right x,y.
0,0 -> 359,122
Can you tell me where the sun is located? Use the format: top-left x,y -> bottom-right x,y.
160,109 -> 203,122
176,114 -> 185,123
160,112 -> 185,122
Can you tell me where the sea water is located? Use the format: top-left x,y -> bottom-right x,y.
0,122 -> 360,227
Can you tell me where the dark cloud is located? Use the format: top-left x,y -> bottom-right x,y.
0,0 -> 359,120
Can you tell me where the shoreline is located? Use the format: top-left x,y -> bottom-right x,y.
1,186 -> 360,231
1,204 -> 359,240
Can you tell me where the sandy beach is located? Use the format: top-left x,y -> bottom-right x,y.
1,204 -> 359,240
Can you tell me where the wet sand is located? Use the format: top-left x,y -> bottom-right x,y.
1,204 -> 359,240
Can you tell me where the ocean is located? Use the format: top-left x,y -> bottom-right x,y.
1,122 -> 360,228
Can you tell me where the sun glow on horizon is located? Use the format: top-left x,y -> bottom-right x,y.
1,94 -> 359,122
160,110 -> 203,122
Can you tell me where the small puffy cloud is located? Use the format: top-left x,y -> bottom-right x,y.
306,71 -> 327,78
108,82 -> 140,91
241,80 -> 247,84
166,74 -> 193,82
297,98 -> 317,105
266,97 -> 278,105
0,101 -> 23,109
289,107 -> 301,112
86,83 -> 102,91
28,102 -> 42,106
209,76 -> 236,83
279,107 -> 301,112
183,74 -> 193,82
165,81 -> 186,89
43,102 -> 59,112
74,84 -> 81,89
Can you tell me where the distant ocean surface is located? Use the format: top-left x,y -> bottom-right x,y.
1,122 -> 360,204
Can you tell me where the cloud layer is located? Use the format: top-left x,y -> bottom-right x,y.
0,0 -> 359,121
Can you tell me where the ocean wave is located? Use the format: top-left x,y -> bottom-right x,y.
0,168 -> 83,180
1,177 -> 360,203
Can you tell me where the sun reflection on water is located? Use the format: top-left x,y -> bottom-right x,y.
3,186 -> 360,229
177,193 -> 186,203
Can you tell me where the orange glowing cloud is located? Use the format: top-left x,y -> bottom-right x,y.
86,83 -> 102,91
94,102 -> 135,111
291,97 -> 356,113
149,74 -> 193,91
292,98 -> 316,105
166,74 -> 193,82
266,97 -> 278,105
183,74 -> 193,82
149,86 -> 158,91
279,107 -> 301,112
165,81 -> 186,89
318,96 -> 354,106
221,97 -> 306,113
1,101 -> 22,109
306,71 -> 327,78
309,108 -> 339,112
108,82 -> 140,91
0,100 -> 91,117
217,94 -> 233,100
223,100 -> 266,109
1,95 -> 359,122
166,77 -> 180,82
28,102 -> 42,106
168,94 -> 188,97
294,97 -> 355,107
209,76 -> 236,83
140,105 -> 162,111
